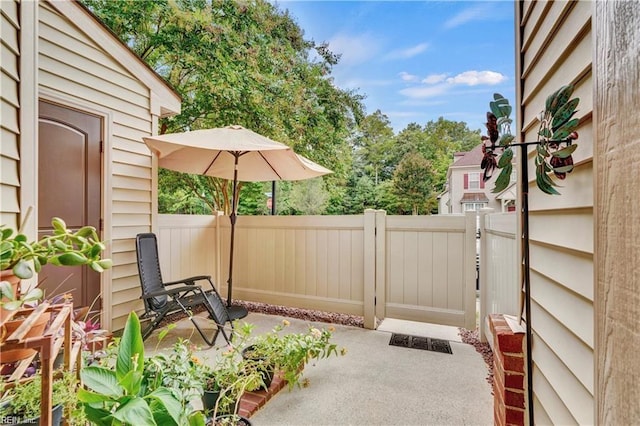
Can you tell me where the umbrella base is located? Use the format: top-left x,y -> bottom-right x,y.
227,304 -> 249,320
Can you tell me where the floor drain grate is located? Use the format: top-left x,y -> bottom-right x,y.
389,333 -> 453,354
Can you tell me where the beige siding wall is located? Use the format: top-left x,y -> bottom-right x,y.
517,1 -> 594,424
0,0 -> 21,229
38,3 -> 154,330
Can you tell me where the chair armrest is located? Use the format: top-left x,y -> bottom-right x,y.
163,275 -> 212,286
142,285 -> 200,299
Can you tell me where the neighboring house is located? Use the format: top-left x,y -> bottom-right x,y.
0,0 -> 181,330
438,144 -> 515,214
512,1 -> 639,424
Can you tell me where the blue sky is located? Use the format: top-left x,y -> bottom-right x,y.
275,1 -> 515,132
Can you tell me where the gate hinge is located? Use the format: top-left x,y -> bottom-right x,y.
99,218 -> 104,231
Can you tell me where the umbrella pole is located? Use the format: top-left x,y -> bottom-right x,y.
227,153 -> 239,306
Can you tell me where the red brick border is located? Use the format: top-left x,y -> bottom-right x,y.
238,371 -> 287,418
488,314 -> 526,426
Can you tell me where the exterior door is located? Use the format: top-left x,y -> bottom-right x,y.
38,100 -> 102,308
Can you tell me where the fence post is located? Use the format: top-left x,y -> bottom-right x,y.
375,210 -> 387,324
363,209 -> 376,329
479,207 -> 494,342
463,211 -> 477,331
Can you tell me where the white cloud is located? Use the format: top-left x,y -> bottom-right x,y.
399,84 -> 450,99
328,32 -> 381,66
399,72 -> 419,82
446,70 -> 506,86
399,70 -> 507,99
422,73 -> 448,84
443,5 -> 490,29
385,42 -> 429,60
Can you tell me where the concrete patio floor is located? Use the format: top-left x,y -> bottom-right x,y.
143,312 -> 493,426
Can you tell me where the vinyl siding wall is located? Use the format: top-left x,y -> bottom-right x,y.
0,0 -> 21,229
38,3 -> 154,330
516,1 -> 594,424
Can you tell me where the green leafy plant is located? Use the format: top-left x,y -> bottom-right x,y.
0,280 -> 43,311
0,371 -> 84,425
0,217 -> 113,279
144,338 -> 205,414
201,323 -> 264,418
78,311 -> 205,426
244,319 -> 344,390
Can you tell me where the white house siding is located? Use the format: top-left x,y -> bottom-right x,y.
516,1 -> 594,424
38,2 -> 159,330
0,0 -> 21,229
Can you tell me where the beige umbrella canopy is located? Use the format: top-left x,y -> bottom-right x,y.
143,125 -> 332,306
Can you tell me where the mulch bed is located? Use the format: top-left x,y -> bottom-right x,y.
157,299 -> 364,329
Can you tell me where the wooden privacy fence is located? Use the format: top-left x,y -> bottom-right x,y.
158,211 -> 477,330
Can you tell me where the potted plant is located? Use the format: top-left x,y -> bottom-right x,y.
78,311 -> 205,426
201,330 -> 263,421
244,320 -> 344,390
0,371 -> 84,426
144,337 -> 206,416
0,216 -> 112,282
0,217 -> 111,361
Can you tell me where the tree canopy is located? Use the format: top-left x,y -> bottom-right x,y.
85,0 -> 480,216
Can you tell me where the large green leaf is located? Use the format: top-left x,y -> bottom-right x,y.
81,367 -> 122,398
119,369 -> 143,396
82,404 -> 114,426
111,397 -> 157,426
77,387 -> 115,404
117,311 -> 145,382
146,388 -> 183,426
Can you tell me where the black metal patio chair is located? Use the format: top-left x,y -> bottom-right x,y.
135,232 -> 248,346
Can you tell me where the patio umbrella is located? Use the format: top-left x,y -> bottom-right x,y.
143,125 -> 332,307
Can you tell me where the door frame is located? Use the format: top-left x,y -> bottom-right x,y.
36,90 -> 114,329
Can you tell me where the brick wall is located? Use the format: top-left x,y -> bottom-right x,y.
488,314 -> 526,426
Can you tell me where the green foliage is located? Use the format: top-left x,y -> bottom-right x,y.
392,152 -> 435,215
288,178 -> 329,215
0,217 -> 112,280
84,0 -> 363,215
0,372 -> 83,424
78,312 -> 204,426
242,320 -> 343,391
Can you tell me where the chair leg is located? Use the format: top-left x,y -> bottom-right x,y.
141,312 -> 167,341
190,316 -> 230,347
